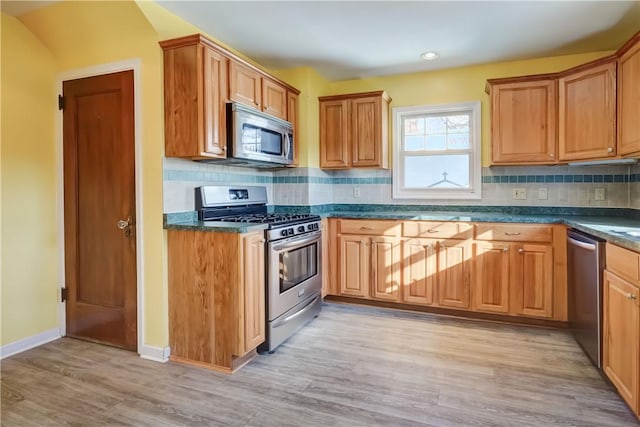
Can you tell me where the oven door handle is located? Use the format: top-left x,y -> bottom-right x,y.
272,295 -> 321,329
271,233 -> 321,251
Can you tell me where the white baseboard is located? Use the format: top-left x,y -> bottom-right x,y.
139,344 -> 170,363
0,328 -> 61,359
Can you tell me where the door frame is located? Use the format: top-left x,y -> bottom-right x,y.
56,59 -> 144,354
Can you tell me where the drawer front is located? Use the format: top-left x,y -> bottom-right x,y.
402,221 -> 473,239
339,219 -> 399,236
606,243 -> 640,283
475,223 -> 553,242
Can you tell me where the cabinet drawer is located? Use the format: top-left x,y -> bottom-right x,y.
402,221 -> 473,239
475,223 -> 553,242
339,219 -> 399,236
606,243 -> 640,283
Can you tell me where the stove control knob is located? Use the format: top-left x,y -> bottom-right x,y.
288,228 -> 294,236
280,229 -> 288,237
307,224 -> 314,231
298,226 -> 305,232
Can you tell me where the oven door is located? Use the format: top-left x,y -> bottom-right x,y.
267,231 -> 322,320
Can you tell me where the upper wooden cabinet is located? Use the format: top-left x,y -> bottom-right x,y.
487,78 -> 557,165
558,61 -> 617,161
160,34 -> 300,160
162,39 -> 228,159
319,91 -> 391,169
618,33 -> 640,157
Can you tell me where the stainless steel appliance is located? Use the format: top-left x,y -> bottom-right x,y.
227,102 -> 294,167
567,229 -> 606,368
196,185 -> 321,353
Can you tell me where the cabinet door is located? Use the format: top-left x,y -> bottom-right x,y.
437,240 -> 471,309
351,96 -> 382,167
339,234 -> 369,297
287,92 -> 299,166
241,232 -> 266,353
370,236 -> 401,302
511,244 -> 553,318
229,60 -> 262,109
490,80 -> 557,164
402,239 -> 436,305
320,99 -> 350,168
559,62 -> 616,160
203,47 -> 228,157
603,270 -> 639,414
473,242 -> 510,313
618,39 -> 640,156
262,79 -> 287,120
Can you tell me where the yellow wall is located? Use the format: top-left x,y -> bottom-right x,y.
16,0 -> 168,347
326,51 -> 614,166
1,13 -> 59,345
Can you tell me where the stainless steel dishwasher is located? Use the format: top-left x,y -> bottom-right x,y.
567,229 -> 606,368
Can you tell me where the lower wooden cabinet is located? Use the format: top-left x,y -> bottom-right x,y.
328,219 -> 566,322
168,230 -> 265,372
603,243 -> 640,418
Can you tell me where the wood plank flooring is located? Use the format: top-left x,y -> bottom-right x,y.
2,302 -> 638,426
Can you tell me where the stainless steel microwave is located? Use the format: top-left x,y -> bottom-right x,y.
228,102 -> 294,167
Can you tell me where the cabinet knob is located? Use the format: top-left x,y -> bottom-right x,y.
518,248 -> 524,253
607,147 -> 614,153
628,293 -> 638,300
503,247 -> 509,252
549,153 -> 554,157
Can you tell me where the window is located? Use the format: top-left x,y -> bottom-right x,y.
392,101 -> 481,199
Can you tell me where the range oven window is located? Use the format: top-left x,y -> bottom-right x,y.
279,241 -> 318,293
241,123 -> 283,155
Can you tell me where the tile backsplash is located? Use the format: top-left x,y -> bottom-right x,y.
163,157 -> 639,213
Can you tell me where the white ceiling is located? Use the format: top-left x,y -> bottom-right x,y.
156,0 -> 639,80
2,1 -> 638,81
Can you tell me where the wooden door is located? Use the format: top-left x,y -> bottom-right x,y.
229,60 -> 262,109
339,235 -> 369,297
287,92 -> 299,165
319,99 -> 350,168
402,239 -> 436,305
618,38 -> 640,156
63,71 -> 137,350
437,240 -> 471,309
559,61 -> 616,160
203,46 -> 228,157
369,237 -> 401,302
512,244 -> 553,318
241,232 -> 266,354
603,270 -> 639,413
351,96 -> 381,167
490,80 -> 557,164
473,242 -> 510,313
262,79 -> 287,120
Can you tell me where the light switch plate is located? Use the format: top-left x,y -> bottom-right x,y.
353,186 -> 361,198
538,188 -> 548,200
595,188 -> 606,201
512,188 -> 526,200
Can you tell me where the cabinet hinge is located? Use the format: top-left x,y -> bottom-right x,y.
61,287 -> 68,302
58,95 -> 65,111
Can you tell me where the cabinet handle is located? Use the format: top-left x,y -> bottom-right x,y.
628,293 -> 638,300
503,247 -> 509,252
504,232 -> 521,236
261,239 -> 266,243
360,226 -> 373,230
427,229 -> 439,233
518,248 -> 524,253
607,147 -> 614,153
549,153 -> 554,158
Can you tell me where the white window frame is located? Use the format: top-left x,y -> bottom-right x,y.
392,101 -> 482,200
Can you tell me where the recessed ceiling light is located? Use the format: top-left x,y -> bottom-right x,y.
420,51 -> 439,61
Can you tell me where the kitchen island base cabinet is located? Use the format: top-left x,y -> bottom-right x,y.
168,230 -> 265,373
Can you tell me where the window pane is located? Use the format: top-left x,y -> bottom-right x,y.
426,116 -> 446,133
404,155 -> 470,189
404,117 -> 425,135
446,115 -> 469,132
404,135 -> 425,151
447,133 -> 470,149
425,134 -> 446,151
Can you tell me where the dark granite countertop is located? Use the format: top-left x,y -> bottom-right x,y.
164,206 -> 640,252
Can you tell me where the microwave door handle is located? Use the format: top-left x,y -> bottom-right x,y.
284,133 -> 292,159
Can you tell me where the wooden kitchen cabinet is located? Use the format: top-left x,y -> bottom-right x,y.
402,238 -> 437,305
262,78 -> 287,120
339,234 -> 370,298
512,243 -> 553,317
617,33 -> 640,156
473,241 -> 510,313
319,91 -> 391,169
229,60 -> 262,110
487,78 -> 558,165
604,244 -> 640,417
161,38 -> 228,159
437,239 -> 472,309
167,229 -> 265,373
559,61 -> 617,161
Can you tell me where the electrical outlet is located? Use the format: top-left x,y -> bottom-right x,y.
512,188 -> 526,200
538,188 -> 548,200
595,187 -> 606,201
353,186 -> 361,198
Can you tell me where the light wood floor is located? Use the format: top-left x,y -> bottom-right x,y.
2,302 -> 638,426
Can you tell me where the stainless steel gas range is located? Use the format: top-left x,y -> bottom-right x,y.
196,185 -> 322,353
